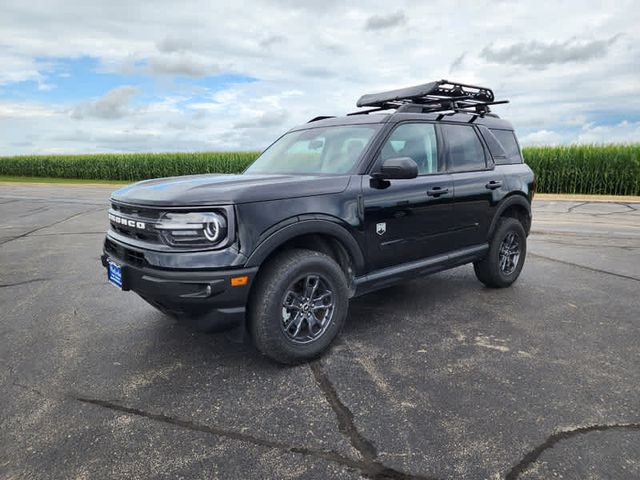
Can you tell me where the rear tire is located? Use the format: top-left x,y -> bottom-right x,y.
249,249 -> 349,364
474,217 -> 527,288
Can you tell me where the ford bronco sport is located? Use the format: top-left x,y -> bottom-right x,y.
102,80 -> 534,364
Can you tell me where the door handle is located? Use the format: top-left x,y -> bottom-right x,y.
485,180 -> 502,190
427,187 -> 449,197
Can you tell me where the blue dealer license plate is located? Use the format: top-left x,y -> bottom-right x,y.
107,260 -> 123,289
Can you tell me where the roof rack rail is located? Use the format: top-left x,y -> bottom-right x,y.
307,115 -> 335,123
352,79 -> 508,117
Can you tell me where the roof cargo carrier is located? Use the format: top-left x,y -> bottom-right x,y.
352,79 -> 508,117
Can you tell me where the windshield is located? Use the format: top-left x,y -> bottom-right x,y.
244,125 -> 380,175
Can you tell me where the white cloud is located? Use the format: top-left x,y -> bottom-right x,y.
233,109 -> 288,129
37,82 -> 56,91
145,54 -> 219,77
0,54 -> 45,86
520,121 -> 640,145
258,34 -> 286,48
0,102 -> 59,118
156,38 -> 193,53
364,11 -> 406,31
576,120 -> 640,144
449,52 -> 466,73
481,35 -> 620,67
0,0 -> 639,154
520,129 -> 564,145
71,86 -> 139,120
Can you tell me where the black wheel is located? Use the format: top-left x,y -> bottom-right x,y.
248,249 -> 349,364
474,217 -> 527,288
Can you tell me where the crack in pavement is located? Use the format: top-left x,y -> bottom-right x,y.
10,363 -> 638,480
310,361 -> 437,479
75,396 -> 353,465
16,205 -> 50,217
529,252 -> 640,282
0,278 -> 51,288
75,395 -> 433,479
545,201 -> 640,215
566,201 -> 588,213
619,202 -> 638,211
0,195 -> 107,206
593,208 -> 638,216
534,218 -> 640,229
29,231 -> 105,237
531,238 -> 640,251
538,202 -> 639,219
12,381 -> 47,398
0,207 -> 104,246
566,200 -> 639,216
505,423 -> 640,479
310,361 -> 378,460
531,229 -> 640,241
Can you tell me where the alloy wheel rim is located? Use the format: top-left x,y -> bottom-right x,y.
281,274 -> 335,344
498,231 -> 521,275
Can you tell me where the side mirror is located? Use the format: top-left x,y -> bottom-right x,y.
372,157 -> 418,180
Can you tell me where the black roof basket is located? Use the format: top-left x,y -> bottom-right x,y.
352,79 -> 508,117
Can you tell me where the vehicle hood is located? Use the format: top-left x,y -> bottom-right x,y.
111,173 -> 351,207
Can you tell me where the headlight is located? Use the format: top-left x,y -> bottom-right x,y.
156,212 -> 228,248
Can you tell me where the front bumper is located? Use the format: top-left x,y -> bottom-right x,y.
101,246 -> 258,331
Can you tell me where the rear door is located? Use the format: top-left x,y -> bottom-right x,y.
362,122 -> 455,271
441,123 -> 506,249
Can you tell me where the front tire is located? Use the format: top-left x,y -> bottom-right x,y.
474,217 -> 527,288
249,249 -> 349,364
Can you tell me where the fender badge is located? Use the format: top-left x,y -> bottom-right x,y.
376,222 -> 386,236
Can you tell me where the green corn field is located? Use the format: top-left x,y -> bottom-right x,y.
522,144 -> 640,196
0,152 -> 259,182
1,145 -> 639,195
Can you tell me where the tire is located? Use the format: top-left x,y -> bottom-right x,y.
248,248 -> 349,364
474,217 -> 527,288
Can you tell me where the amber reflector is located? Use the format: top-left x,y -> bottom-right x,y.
231,275 -> 249,287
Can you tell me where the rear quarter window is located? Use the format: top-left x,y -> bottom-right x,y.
478,126 -> 507,163
490,129 -> 523,164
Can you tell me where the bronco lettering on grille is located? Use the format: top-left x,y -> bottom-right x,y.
109,213 -> 146,230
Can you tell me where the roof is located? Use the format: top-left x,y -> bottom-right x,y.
289,111 -> 514,132
288,113 -> 391,132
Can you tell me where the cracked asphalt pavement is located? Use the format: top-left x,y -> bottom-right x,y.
1,184 -> 639,479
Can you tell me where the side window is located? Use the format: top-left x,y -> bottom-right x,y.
441,124 -> 486,172
379,123 -> 439,175
490,129 -> 523,164
478,126 -> 507,163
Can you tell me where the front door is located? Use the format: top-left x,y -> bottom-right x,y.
362,122 -> 456,271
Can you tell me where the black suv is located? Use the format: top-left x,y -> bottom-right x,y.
101,80 -> 534,364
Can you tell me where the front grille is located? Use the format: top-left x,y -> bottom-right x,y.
111,202 -> 163,221
105,238 -> 148,267
111,223 -> 162,242
110,202 -> 163,245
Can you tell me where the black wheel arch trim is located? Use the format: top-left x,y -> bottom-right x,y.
244,216 -> 366,274
489,193 -> 532,237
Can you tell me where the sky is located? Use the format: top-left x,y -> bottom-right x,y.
0,0 -> 639,155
